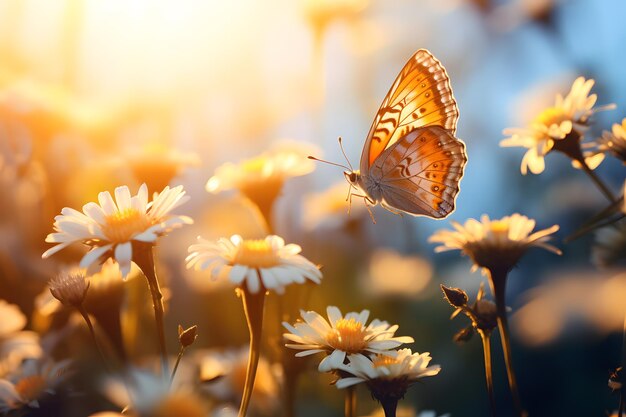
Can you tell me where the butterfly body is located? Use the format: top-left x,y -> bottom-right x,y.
347,49 -> 467,219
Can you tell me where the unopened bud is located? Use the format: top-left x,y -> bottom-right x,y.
49,271 -> 90,308
178,325 -> 198,348
441,285 -> 468,308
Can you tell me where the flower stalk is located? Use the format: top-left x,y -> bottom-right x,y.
478,329 -> 496,417
238,277 -> 267,417
379,396 -> 398,417
344,385 -> 357,417
488,267 -> 524,417
78,306 -> 111,372
134,242 -> 169,377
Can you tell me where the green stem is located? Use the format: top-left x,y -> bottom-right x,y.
478,329 -> 497,417
489,268 -> 524,417
169,346 -> 185,387
380,397 -> 398,417
78,307 -> 111,372
579,158 -> 617,203
344,385 -> 357,417
238,280 -> 266,417
134,243 -> 169,377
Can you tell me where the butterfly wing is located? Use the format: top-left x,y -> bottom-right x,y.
360,49 -> 459,173
367,125 -> 467,218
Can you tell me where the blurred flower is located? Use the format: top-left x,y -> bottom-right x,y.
501,77 -> 614,174
303,182 -> 367,230
513,271 -> 626,346
592,221 -> 626,269
362,249 -> 432,299
198,346 -> 281,414
283,306 -> 413,372
0,357 -> 71,412
589,117 -> 626,164
335,349 -> 440,402
429,214 -> 561,274
42,184 -> 192,277
124,143 -> 201,192
0,301 -> 42,377
206,142 -> 317,221
301,0 -> 369,31
186,234 -> 321,294
49,270 -> 89,308
102,369 -> 208,417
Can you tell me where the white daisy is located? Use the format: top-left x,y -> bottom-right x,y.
335,348 -> 440,389
501,77 -> 615,174
0,357 -> 71,412
429,214 -> 561,274
42,183 -> 193,277
186,234 -> 321,294
282,306 -> 414,372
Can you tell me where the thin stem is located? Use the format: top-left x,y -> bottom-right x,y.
579,158 -> 617,203
380,397 -> 398,417
238,281 -> 266,417
620,312 -> 626,416
78,307 -> 111,372
134,243 -> 169,377
478,329 -> 496,417
169,346 -> 185,387
344,385 -> 357,417
489,268 -> 524,417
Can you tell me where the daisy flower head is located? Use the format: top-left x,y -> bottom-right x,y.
186,234 -> 321,294
0,357 -> 71,413
429,214 -> 561,274
282,306 -> 414,372
205,142 -> 317,219
591,118 -> 626,164
42,183 -> 193,277
0,301 -> 41,378
501,77 -> 615,174
336,349 -> 440,401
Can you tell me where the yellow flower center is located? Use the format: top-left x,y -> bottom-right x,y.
15,375 -> 46,403
488,220 -> 510,238
242,157 -> 271,175
534,107 -> 569,127
102,208 -> 152,243
233,240 -> 280,268
326,318 -> 368,353
372,354 -> 400,368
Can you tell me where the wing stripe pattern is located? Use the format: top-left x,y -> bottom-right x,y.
360,49 -> 459,170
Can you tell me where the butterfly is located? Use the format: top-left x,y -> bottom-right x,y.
314,49 -> 467,220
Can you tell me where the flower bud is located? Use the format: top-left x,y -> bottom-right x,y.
178,325 -> 198,348
441,285 -> 468,308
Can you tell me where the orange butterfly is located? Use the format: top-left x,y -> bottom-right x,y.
316,49 -> 467,220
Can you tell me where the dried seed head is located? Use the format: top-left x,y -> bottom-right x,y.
49,271 -> 89,308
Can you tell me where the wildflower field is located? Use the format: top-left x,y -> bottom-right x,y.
0,1 -> 625,416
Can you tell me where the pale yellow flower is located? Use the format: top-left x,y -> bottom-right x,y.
335,348 -> 440,388
0,301 -> 41,378
501,77 -> 615,174
283,306 -> 414,372
206,142 -> 317,216
42,184 -> 192,277
590,118 -> 626,164
303,182 -> 367,230
186,234 -> 321,294
429,214 -> 561,273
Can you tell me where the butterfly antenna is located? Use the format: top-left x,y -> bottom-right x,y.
307,155 -> 350,171
337,137 -> 354,171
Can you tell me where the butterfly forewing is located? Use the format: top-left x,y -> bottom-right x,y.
369,125 -> 467,218
360,49 -> 459,170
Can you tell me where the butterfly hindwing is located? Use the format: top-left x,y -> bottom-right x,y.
368,125 -> 467,218
360,49 -> 459,171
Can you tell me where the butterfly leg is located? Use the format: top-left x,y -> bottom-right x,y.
349,192 -> 377,224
